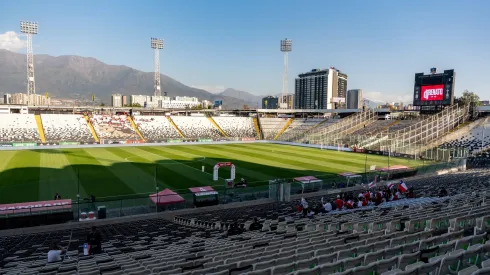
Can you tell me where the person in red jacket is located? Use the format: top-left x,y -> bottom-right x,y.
335,195 -> 344,210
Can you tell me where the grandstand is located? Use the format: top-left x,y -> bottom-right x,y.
133,116 -> 181,141
212,117 -> 257,138
0,114 -> 40,142
171,116 -> 221,139
90,115 -> 141,142
41,114 -> 95,143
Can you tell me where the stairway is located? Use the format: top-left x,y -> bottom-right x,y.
128,116 -> 145,141
253,117 -> 262,140
207,117 -> 228,137
34,114 -> 46,143
274,118 -> 294,140
167,116 -> 185,138
84,115 -> 99,143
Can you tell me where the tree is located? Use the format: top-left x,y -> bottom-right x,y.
456,90 -> 481,106
100,102 -> 106,107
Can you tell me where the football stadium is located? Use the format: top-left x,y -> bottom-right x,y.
2,9 -> 490,275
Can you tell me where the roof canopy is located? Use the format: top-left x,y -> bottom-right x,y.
149,188 -> 185,206
294,176 -> 322,184
339,172 -> 362,178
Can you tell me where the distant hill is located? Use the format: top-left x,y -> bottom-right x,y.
0,49 -> 254,109
218,88 -> 263,106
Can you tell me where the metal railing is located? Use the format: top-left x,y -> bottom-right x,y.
287,110 -> 378,144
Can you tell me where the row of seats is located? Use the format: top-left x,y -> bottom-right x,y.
41,114 -> 94,143
0,114 -> 40,142
171,117 -> 221,139
259,118 -> 288,140
90,115 -> 140,141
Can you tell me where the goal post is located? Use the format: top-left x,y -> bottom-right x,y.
213,162 -> 235,181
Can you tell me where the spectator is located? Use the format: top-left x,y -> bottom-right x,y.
335,195 -> 344,210
249,218 -> 262,231
54,193 -> 61,200
407,187 -> 415,199
47,242 -> 65,263
300,198 -> 309,216
323,199 -> 332,212
227,222 -> 243,236
439,188 -> 448,197
87,226 -> 102,254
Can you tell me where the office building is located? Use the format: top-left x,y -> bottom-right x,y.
122,96 -> 128,106
111,94 -> 123,107
346,89 -> 363,109
294,67 -> 348,109
262,96 -> 278,109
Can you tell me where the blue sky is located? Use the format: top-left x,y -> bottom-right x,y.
0,0 -> 489,102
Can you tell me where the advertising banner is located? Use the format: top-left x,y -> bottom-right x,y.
59,142 -> 80,145
12,142 -> 38,147
167,139 -> 183,143
198,139 -> 213,142
421,84 -> 444,101
125,140 -> 145,144
242,138 -> 256,141
0,143 -> 12,147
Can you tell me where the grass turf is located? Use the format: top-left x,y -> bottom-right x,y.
0,143 -> 424,204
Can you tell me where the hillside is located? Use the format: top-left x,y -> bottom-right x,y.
0,49 -> 253,109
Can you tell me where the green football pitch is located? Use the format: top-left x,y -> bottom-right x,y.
0,143 -> 424,204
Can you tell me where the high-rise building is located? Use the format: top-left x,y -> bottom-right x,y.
3,94 -> 11,104
346,89 -> 363,109
262,96 -> 278,109
294,67 -> 348,109
111,94 -> 123,107
122,96 -> 128,106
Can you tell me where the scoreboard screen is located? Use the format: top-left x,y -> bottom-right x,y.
413,69 -> 455,106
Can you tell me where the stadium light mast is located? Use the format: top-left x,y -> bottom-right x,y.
151,38 -> 164,97
280,38 -> 292,109
20,21 -> 38,105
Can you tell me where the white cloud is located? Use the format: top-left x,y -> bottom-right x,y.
191,85 -> 226,93
0,31 -> 25,51
364,91 -> 413,104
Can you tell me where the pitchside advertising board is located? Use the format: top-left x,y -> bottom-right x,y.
413,69 -> 455,106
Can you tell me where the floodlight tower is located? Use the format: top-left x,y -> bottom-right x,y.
20,21 -> 38,104
280,38 -> 292,109
151,38 -> 164,97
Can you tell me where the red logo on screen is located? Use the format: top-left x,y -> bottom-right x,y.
421,85 -> 444,101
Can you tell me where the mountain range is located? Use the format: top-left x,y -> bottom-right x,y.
0,49 -> 256,109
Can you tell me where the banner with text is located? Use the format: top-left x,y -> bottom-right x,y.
12,142 -> 38,147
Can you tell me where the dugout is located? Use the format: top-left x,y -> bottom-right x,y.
293,176 -> 323,194
189,186 -> 219,207
339,172 -> 363,187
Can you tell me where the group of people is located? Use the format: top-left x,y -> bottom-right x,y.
297,185 -> 415,217
47,226 -> 102,263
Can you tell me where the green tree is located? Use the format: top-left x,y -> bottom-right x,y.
456,90 -> 481,106
100,102 -> 106,107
